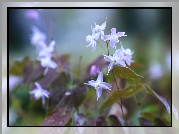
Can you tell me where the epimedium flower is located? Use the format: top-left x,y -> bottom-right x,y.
120,44 -> 134,66
93,21 -> 106,36
86,26 -> 100,52
29,82 -> 50,105
89,65 -> 100,76
30,26 -> 46,46
37,40 -> 57,75
103,49 -> 126,74
84,71 -> 112,101
25,9 -> 39,20
101,28 -> 127,49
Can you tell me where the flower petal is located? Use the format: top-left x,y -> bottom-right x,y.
101,35 -> 111,41
100,82 -> 112,89
110,39 -> 117,49
96,88 -> 103,101
108,62 -> 114,73
111,28 -> 116,35
97,71 -> 103,82
104,55 -> 113,62
116,32 -> 127,37
34,82 -> 42,89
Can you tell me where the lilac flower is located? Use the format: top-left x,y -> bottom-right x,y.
93,21 -> 106,36
120,44 -> 134,66
103,49 -> 126,73
101,28 -> 127,49
29,82 -> 50,105
37,40 -> 57,75
90,65 -> 100,75
9,75 -> 22,91
25,10 -> 39,20
30,26 -> 46,46
38,40 -> 55,58
86,26 -> 100,52
84,71 -> 112,101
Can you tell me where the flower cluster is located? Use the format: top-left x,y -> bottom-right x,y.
31,26 -> 57,75
85,20 -> 133,100
86,21 -> 106,52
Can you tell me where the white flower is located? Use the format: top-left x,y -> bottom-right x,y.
84,71 -> 112,100
101,28 -> 127,49
38,40 -> 55,58
93,21 -> 106,36
37,40 -> 57,75
86,26 -> 100,52
29,82 -> 50,105
30,26 -> 46,46
120,44 -> 134,66
103,49 -> 126,74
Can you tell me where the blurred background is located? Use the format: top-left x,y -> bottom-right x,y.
2,2 -> 177,134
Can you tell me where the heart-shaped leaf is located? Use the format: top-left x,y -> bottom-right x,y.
99,84 -> 145,113
113,66 -> 144,79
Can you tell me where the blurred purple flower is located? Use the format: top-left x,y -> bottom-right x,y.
103,49 -> 126,74
148,61 -> 163,80
29,82 -> 50,105
84,71 -> 112,100
90,65 -> 100,75
9,75 -> 22,91
30,26 -> 46,46
37,40 -> 57,75
101,28 -> 127,49
86,26 -> 100,52
25,10 -> 39,20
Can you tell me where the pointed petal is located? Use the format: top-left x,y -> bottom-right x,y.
108,62 -> 114,73
104,55 -> 113,62
96,88 -> 103,100
110,39 -> 117,49
116,32 -> 127,37
100,21 -> 106,30
97,71 -> 103,82
100,82 -> 112,89
34,82 -> 42,89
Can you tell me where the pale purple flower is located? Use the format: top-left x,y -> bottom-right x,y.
148,61 -> 163,80
86,26 -> 100,52
37,40 -> 57,75
9,75 -> 22,91
29,82 -> 50,105
25,10 -> 39,20
103,49 -> 126,74
93,21 -> 106,36
30,26 -> 46,46
84,71 -> 112,100
90,65 -> 100,75
38,40 -> 55,58
101,28 -> 127,49
120,44 -> 134,66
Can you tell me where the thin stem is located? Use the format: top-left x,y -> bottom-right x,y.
133,79 -> 142,112
106,42 -> 127,125
96,40 -> 108,55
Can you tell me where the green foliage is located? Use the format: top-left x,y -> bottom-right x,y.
99,84 -> 145,113
113,66 -> 144,79
9,56 -> 30,76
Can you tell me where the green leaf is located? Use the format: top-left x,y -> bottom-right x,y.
9,56 -> 30,76
140,112 -> 156,122
144,84 -> 170,114
113,66 -> 144,79
99,84 -> 145,113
